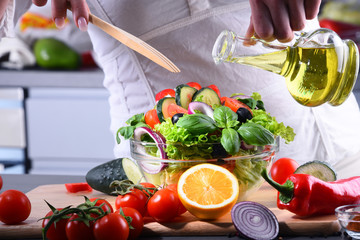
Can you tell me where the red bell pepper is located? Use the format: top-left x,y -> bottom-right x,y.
261,169 -> 360,217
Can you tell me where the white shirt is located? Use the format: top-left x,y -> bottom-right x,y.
2,0 -> 360,178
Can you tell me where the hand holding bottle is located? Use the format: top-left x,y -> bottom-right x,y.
246,0 -> 322,42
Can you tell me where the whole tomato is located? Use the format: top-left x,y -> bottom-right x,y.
0,189 -> 31,224
147,188 -> 181,222
65,214 -> 95,240
89,198 -> 114,216
42,209 -> 69,240
115,188 -> 148,216
270,158 -> 299,184
93,213 -> 129,240
117,207 -> 144,240
166,184 -> 187,216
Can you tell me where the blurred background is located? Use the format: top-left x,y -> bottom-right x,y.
0,0 -> 359,175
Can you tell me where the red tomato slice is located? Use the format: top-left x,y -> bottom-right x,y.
167,103 -> 187,118
221,96 -> 252,113
155,89 -> 175,102
186,82 -> 201,90
65,183 -> 92,193
206,84 -> 221,98
145,109 -> 161,129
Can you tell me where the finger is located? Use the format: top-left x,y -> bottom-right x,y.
244,17 -> 257,46
248,0 -> 275,42
287,0 -> 306,31
51,0 -> 67,29
69,0 -> 89,31
304,0 -> 321,20
267,0 -> 293,42
32,0 -> 48,7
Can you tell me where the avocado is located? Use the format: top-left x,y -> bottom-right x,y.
33,38 -> 81,70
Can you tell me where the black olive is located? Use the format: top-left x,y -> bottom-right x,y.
236,107 -> 252,124
211,143 -> 229,159
171,113 -> 184,124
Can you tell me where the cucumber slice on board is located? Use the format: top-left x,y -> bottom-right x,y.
175,84 -> 198,109
122,157 -> 145,184
294,160 -> 337,181
192,87 -> 221,107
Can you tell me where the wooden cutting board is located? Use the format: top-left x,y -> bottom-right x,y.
0,183 -> 340,239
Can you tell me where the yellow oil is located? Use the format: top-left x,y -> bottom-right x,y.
226,43 -> 358,106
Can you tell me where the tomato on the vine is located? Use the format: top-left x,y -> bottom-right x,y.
147,188 -> 181,222
166,184 -> 187,216
270,157 -> 299,184
65,214 -> 95,240
42,209 -> 69,240
115,188 -> 148,215
117,207 -> 144,240
89,198 -> 114,215
0,189 -> 31,224
93,213 -> 129,240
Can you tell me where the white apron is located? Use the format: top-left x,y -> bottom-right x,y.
3,0 -> 360,178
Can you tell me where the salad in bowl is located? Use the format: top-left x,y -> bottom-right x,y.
118,82 -> 295,200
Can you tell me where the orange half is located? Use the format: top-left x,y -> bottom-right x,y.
177,163 -> 239,219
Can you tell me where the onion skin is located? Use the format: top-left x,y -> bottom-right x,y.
231,201 -> 279,240
188,102 -> 214,119
133,127 -> 168,174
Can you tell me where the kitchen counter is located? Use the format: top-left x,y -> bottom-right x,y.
0,174 -> 346,240
0,68 -> 104,88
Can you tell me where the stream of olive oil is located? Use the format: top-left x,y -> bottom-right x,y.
226,45 -> 357,106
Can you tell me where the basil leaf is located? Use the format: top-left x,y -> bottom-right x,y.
214,106 -> 239,129
238,122 -> 274,146
117,126 -> 136,143
176,113 -> 218,134
221,128 -> 240,155
126,113 -> 145,126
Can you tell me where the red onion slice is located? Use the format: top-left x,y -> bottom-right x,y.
188,101 -> 214,119
231,94 -> 251,99
240,140 -> 255,150
133,127 -> 167,174
231,201 -> 279,240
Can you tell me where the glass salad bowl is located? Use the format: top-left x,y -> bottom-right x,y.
130,137 -> 279,201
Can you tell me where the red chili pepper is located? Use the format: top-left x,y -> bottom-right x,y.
261,169 -> 360,217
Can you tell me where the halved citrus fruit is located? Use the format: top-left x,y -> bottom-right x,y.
177,163 -> 239,219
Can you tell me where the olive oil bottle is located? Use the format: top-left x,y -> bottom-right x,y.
212,29 -> 359,107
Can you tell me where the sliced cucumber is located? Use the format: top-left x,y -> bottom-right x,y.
122,157 -> 145,184
192,87 -> 221,107
156,97 -> 176,122
294,160 -> 337,182
175,84 -> 198,109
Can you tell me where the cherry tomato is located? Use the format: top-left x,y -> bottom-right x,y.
66,214 -> 95,240
0,175 -> 2,190
221,96 -> 252,113
206,84 -> 221,98
167,103 -> 187,118
0,189 -> 31,224
270,158 -> 299,184
155,89 -> 175,101
145,109 -> 161,129
89,198 -> 114,215
115,189 -> 148,215
42,209 -> 69,240
140,182 -> 157,195
117,207 -> 144,240
186,82 -> 201,90
147,188 -> 180,222
65,183 -> 92,193
93,213 -> 129,240
166,184 -> 187,216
